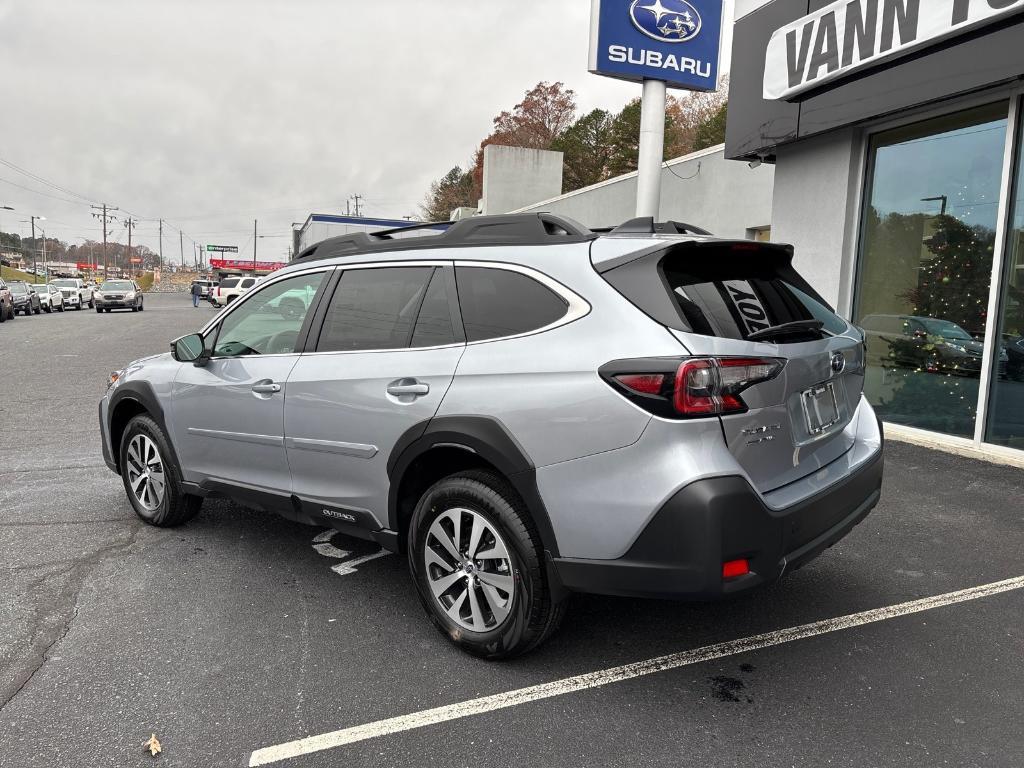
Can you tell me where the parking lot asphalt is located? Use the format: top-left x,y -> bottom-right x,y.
2,291 -> 1023,768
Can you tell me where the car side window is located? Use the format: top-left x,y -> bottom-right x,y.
316,266 -> 433,352
411,268 -> 458,348
455,266 -> 568,342
212,271 -> 325,358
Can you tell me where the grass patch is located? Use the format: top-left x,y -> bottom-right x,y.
137,271 -> 154,292
0,266 -> 47,284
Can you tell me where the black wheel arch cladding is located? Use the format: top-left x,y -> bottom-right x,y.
388,415 -> 561,557
107,381 -> 181,475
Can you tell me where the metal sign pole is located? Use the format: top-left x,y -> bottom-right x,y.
635,78 -> 666,219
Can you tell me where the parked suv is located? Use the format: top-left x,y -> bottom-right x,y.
33,283 -> 66,313
99,214 -> 884,658
8,281 -> 41,315
94,279 -> 144,312
212,275 -> 259,306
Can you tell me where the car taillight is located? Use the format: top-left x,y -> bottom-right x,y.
606,357 -> 784,419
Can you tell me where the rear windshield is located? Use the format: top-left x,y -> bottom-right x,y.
9,283 -> 28,294
51,280 -> 76,288
219,278 -> 239,289
603,243 -> 848,343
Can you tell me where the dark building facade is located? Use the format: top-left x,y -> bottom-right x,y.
726,0 -> 1024,458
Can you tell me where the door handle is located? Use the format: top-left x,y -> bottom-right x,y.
387,381 -> 429,397
252,382 -> 281,394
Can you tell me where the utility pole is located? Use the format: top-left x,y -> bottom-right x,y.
123,216 -> 136,277
91,204 -> 118,278
350,194 -> 363,217
253,219 -> 257,274
30,215 -> 40,277
179,230 -> 184,269
0,204 -> 12,279
158,219 -> 163,272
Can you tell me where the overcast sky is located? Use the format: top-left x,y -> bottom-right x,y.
0,0 -> 733,261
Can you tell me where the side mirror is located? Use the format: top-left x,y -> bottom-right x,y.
171,333 -> 208,366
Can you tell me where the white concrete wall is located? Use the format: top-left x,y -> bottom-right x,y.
514,144 -> 775,240
481,145 -> 564,215
771,128 -> 861,313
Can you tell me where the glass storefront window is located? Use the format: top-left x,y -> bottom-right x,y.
987,105 -> 1024,449
855,103 -> 1008,438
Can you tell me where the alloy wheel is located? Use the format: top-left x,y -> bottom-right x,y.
423,507 -> 515,632
125,433 -> 165,512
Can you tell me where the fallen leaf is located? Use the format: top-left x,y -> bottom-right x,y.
143,733 -> 162,757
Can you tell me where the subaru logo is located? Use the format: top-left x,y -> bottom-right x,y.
830,352 -> 846,375
629,0 -> 702,43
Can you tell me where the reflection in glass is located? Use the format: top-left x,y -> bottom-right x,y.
855,104 -> 1008,437
987,103 -> 1024,449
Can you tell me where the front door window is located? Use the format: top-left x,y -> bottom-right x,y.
213,271 -> 325,357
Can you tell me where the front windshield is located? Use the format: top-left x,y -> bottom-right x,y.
101,281 -> 134,291
921,318 -> 973,341
51,280 -> 75,288
9,283 -> 27,294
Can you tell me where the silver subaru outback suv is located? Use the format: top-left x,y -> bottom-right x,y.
99,214 -> 883,658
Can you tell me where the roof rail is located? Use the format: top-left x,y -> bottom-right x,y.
294,213 -> 596,262
609,217 -> 713,237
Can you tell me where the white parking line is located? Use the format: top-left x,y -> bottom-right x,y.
248,574 -> 1024,767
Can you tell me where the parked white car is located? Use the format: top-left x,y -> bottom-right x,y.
32,284 -> 66,313
50,278 -> 94,310
212,276 -> 260,306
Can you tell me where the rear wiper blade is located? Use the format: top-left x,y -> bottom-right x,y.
746,319 -> 825,341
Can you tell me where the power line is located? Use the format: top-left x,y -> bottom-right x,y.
0,156 -> 98,204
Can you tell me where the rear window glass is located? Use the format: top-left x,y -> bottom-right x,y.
604,245 -> 847,343
220,278 -> 239,289
455,267 -> 567,342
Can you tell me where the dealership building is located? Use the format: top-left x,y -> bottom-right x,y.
717,0 -> 1024,462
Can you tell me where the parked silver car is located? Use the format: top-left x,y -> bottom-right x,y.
99,214 -> 884,658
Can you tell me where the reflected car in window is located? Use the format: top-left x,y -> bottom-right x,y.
861,314 -> 1008,377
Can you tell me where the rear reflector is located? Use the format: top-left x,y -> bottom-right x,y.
722,559 -> 750,579
614,373 -> 665,396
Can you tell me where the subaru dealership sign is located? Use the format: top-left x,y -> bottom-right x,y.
764,0 -> 1024,101
588,0 -> 724,91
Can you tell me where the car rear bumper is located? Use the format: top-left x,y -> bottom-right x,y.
552,441 -> 883,600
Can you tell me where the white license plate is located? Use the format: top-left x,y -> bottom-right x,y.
802,382 -> 840,435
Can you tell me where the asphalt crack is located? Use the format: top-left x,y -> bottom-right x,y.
0,523 -> 142,713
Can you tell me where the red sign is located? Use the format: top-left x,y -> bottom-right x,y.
210,258 -> 286,272
76,262 -> 99,270
129,257 -> 143,264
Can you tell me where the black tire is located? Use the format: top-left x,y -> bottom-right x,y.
408,470 -> 566,659
104,308 -> 111,313
131,305 -> 138,312
119,414 -> 202,527
139,301 -> 144,312
58,302 -> 64,312
44,303 -> 52,313
88,299 -> 94,308
96,307 -> 103,314
33,304 -> 40,314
